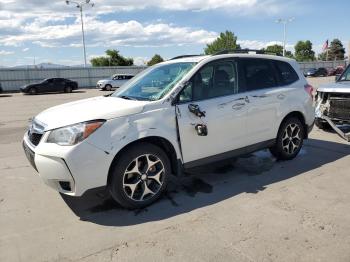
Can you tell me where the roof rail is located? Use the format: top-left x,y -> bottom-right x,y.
213,49 -> 277,56
170,55 -> 202,60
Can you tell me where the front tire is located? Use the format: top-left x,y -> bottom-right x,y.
315,118 -> 330,130
105,84 -> 112,91
28,87 -> 37,95
109,143 -> 170,209
269,117 -> 305,160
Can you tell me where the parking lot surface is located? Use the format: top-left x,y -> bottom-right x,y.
1,77 -> 350,262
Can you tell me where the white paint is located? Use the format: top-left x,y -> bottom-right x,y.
23,54 -> 315,196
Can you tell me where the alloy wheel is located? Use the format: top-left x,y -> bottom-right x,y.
282,123 -> 302,154
122,154 -> 165,202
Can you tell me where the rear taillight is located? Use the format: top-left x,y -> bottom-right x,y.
304,84 -> 315,100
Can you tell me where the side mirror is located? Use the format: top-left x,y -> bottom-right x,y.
188,104 -> 206,118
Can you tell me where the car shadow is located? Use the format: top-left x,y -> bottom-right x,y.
61,138 -> 350,226
0,94 -> 13,98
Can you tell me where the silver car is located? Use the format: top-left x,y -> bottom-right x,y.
96,74 -> 134,91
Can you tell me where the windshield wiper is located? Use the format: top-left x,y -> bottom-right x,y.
120,95 -> 138,100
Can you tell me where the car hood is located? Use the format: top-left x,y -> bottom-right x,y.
35,96 -> 148,130
317,81 -> 350,93
97,79 -> 111,83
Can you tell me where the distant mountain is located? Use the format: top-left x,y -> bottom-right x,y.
11,63 -> 70,69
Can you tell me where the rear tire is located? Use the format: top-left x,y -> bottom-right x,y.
109,143 -> 170,209
105,84 -> 112,91
269,117 -> 305,160
64,86 -> 72,93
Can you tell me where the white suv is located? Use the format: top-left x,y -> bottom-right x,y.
23,53 -> 315,209
96,74 -> 134,91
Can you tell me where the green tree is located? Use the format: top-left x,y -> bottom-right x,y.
204,31 -> 241,55
262,44 -> 294,58
147,54 -> 164,66
90,49 -> 133,67
328,39 -> 345,61
318,52 -> 327,61
294,40 -> 315,62
318,39 -> 345,61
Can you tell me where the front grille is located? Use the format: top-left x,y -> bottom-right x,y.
28,131 -> 43,146
328,97 -> 350,120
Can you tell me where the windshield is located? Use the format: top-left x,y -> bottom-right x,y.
113,62 -> 196,101
339,66 -> 350,81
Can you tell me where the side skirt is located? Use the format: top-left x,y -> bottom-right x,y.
183,139 -> 275,169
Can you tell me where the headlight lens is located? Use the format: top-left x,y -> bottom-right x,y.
47,120 -> 105,146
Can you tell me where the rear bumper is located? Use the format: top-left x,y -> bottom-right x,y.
307,120 -> 315,135
305,120 -> 315,138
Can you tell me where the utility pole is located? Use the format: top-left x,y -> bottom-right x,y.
65,0 -> 95,67
276,17 -> 294,57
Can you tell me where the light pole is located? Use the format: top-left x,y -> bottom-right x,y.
276,17 -> 294,57
66,0 -> 95,67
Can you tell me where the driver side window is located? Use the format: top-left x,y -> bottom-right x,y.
178,60 -> 237,103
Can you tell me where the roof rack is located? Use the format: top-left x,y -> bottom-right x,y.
170,55 -> 203,60
213,49 -> 277,56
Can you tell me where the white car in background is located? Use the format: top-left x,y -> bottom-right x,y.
97,74 -> 134,91
23,51 -> 315,209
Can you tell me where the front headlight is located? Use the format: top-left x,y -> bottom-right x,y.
47,120 -> 105,146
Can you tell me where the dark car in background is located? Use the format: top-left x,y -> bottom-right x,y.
20,78 -> 78,95
328,66 -> 345,76
304,67 -> 328,77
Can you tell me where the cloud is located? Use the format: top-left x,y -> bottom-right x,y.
0,50 -> 14,55
0,15 -> 218,48
0,0 -> 291,15
22,47 -> 29,52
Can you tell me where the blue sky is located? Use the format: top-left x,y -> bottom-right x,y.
0,0 -> 348,66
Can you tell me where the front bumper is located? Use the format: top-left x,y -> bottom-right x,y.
22,131 -> 114,196
96,82 -> 104,89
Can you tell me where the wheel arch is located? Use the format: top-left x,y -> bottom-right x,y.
107,136 -> 181,187
279,111 -> 308,138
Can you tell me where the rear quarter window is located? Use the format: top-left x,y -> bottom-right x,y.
274,60 -> 299,86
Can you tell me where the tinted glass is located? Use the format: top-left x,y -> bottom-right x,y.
241,59 -> 278,91
274,60 -> 299,85
180,60 -> 237,102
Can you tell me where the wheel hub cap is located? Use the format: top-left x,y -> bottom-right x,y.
282,123 -> 302,155
122,154 -> 165,202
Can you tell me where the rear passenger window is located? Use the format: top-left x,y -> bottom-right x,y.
274,61 -> 299,85
240,59 -> 278,91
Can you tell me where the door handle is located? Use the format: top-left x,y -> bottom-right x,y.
232,103 -> 245,110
